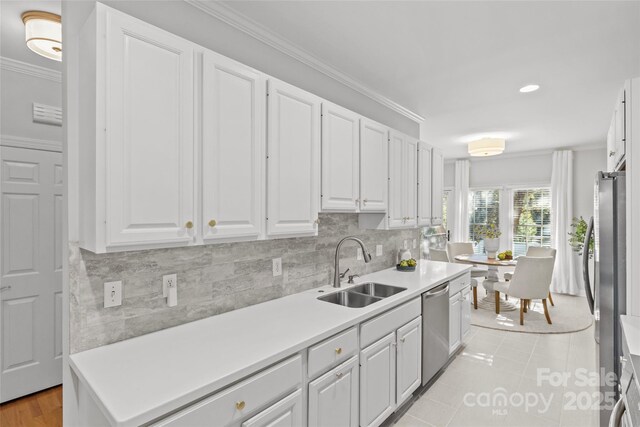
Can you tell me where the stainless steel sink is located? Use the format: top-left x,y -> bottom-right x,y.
318,291 -> 382,308
348,282 -> 407,298
318,283 -> 407,308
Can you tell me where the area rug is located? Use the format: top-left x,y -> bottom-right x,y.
470,293 -> 593,334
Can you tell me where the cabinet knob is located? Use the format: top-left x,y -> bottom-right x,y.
363,199 -> 368,204
335,347 -> 342,355
400,337 -> 406,343
315,218 -> 320,225
208,219 -> 217,227
236,401 -> 246,411
335,372 -> 344,379
609,150 -> 616,157
185,221 -> 193,229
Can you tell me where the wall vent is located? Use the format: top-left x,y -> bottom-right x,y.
33,103 -> 62,126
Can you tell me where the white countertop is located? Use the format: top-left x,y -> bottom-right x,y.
69,260 -> 470,426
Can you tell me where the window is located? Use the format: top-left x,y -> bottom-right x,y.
468,189 -> 500,254
512,188 -> 551,257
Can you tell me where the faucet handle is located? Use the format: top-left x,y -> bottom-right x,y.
347,274 -> 360,284
339,268 -> 350,279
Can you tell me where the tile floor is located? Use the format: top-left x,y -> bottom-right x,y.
396,323 -> 600,427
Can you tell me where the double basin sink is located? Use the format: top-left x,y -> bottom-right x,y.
318,283 -> 407,308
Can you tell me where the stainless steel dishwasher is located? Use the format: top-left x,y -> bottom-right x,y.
422,282 -> 450,385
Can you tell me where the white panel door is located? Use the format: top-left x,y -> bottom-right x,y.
359,119 -> 388,212
267,79 -> 320,237
106,11 -> 195,247
308,356 -> 359,427
1,147 -> 62,402
449,294 -> 461,354
242,390 -> 303,427
431,148 -> 444,225
202,51 -> 265,242
321,102 -> 359,211
396,317 -> 422,406
387,132 -> 405,229
417,142 -> 433,226
404,138 -> 418,227
360,332 -> 396,427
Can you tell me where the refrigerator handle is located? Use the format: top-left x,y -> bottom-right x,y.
583,216 -> 595,314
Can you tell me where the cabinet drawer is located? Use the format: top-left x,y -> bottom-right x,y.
449,272 -> 471,296
360,298 -> 421,348
154,355 -> 302,427
308,326 -> 358,378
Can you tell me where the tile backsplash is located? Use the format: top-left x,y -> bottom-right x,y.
69,213 -> 421,353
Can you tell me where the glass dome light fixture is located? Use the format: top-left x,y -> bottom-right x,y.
468,138 -> 506,157
22,11 -> 62,61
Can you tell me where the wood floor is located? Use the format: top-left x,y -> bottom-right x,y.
0,386 -> 62,427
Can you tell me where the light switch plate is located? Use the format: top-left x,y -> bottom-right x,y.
413,239 -> 417,249
376,245 -> 383,257
104,281 -> 122,308
163,274 -> 177,297
357,248 -> 363,260
273,258 -> 282,277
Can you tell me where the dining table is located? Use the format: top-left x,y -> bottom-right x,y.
454,254 -> 518,312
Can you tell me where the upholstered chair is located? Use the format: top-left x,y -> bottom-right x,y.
504,247 -> 557,306
447,242 -> 484,309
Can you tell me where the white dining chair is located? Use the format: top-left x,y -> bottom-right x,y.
493,256 -> 555,325
504,247 -> 557,306
447,242 -> 484,309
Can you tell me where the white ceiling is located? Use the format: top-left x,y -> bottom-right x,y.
1,0 -> 62,71
222,0 -> 640,158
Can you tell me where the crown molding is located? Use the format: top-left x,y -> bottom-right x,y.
184,0 -> 425,124
1,134 -> 62,152
0,56 -> 61,83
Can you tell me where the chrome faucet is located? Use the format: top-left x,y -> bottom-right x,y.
334,237 -> 372,288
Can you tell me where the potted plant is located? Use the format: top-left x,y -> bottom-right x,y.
568,216 -> 594,258
474,223 -> 502,258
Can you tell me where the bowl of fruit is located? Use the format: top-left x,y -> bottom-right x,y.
497,250 -> 513,261
397,258 -> 417,271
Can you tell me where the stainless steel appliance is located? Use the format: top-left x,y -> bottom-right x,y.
422,283 -> 450,385
583,171 -> 626,426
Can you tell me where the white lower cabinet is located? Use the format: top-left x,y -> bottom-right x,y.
396,317 -> 422,406
243,390 -> 303,427
308,356 -> 359,427
461,287 -> 472,340
449,285 -> 472,354
360,332 -> 396,427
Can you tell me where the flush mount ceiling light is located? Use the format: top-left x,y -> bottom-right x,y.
468,138 -> 506,157
519,84 -> 540,93
22,11 -> 62,61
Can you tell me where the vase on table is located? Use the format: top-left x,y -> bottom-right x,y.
484,238 -> 500,259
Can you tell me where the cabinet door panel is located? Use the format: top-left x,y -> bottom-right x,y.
106,13 -> 194,247
461,287 -> 471,341
404,138 -> 418,227
431,148 -> 444,225
449,295 -> 461,354
321,103 -> 359,211
267,79 -> 320,237
308,356 -> 359,427
396,317 -> 422,406
388,132 -> 405,229
202,52 -> 265,241
360,332 -> 396,427
417,142 -> 433,226
360,119 -> 388,212
243,390 -> 303,427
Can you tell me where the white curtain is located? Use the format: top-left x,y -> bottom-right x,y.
550,150 -> 580,295
452,160 -> 470,242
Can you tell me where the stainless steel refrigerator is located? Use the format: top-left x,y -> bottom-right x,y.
583,171 -> 626,426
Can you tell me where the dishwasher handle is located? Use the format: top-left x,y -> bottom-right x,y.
424,283 -> 449,298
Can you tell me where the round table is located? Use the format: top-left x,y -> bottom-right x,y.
454,254 -> 518,312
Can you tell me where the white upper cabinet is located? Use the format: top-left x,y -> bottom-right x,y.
388,131 -> 418,229
431,148 -> 444,225
608,86 -> 627,171
102,5 -> 196,250
417,142 -> 433,226
321,103 -> 360,212
359,119 -> 388,212
202,51 -> 265,242
266,79 -> 321,237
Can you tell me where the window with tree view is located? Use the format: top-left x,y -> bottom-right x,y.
468,189 -> 500,254
512,188 -> 551,257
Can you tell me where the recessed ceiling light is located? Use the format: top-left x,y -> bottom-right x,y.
519,84 -> 540,93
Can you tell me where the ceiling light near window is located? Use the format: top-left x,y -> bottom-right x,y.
468,138 -> 506,157
22,11 -> 62,61
519,84 -> 540,93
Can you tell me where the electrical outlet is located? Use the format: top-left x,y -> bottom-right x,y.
104,281 -> 122,308
357,248 -> 363,260
273,258 -> 282,277
376,244 -> 383,257
163,274 -> 177,297
413,239 -> 417,249
403,240 -> 408,250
